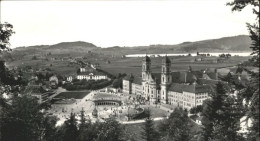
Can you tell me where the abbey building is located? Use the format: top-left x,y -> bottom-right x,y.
123,55 -> 219,110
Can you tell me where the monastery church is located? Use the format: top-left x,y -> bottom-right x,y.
123,55 -> 218,110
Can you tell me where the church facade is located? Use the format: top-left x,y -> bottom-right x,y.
123,55 -> 218,110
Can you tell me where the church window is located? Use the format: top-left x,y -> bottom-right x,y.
163,77 -> 164,82
163,67 -> 165,72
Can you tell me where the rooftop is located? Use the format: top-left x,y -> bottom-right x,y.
169,83 -> 213,94
77,69 -> 107,76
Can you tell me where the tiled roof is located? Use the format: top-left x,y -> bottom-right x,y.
132,76 -> 142,85
169,83 -> 185,93
207,72 -> 218,80
197,78 -> 219,85
151,73 -> 161,84
202,73 -> 211,80
77,69 -> 106,76
123,74 -> 134,81
171,70 -> 218,83
192,71 -> 203,78
195,85 -> 213,94
169,83 -> 212,94
179,72 -> 197,83
171,72 -> 181,83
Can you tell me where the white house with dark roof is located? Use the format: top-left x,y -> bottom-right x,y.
77,66 -> 108,81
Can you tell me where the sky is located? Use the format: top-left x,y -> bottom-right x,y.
0,0 -> 256,48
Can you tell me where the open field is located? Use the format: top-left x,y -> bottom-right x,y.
6,50 -> 251,78
99,56 -> 251,76
55,91 -> 90,99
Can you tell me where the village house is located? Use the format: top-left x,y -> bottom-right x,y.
23,85 -> 51,104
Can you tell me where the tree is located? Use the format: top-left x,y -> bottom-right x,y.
159,108 -> 191,141
96,118 -> 123,141
201,82 -> 243,141
236,65 -> 244,74
0,95 -> 56,141
141,109 -> 159,141
190,105 -> 203,114
77,108 -> 89,141
201,82 -> 227,140
212,96 -> 244,141
41,116 -> 58,141
63,113 -> 79,141
112,78 -> 122,89
77,121 -> 102,141
227,1 -> 259,140
0,22 -> 15,52
223,72 -> 234,83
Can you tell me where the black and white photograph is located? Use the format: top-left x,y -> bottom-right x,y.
0,0 -> 259,141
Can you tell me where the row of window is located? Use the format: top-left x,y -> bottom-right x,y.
197,96 -> 208,99
77,75 -> 106,79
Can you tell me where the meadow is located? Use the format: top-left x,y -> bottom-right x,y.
98,56 -> 251,76
6,50 -> 251,78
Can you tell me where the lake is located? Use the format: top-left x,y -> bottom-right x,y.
126,52 -> 252,57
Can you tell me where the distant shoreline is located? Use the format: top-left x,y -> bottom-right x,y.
126,52 -> 252,57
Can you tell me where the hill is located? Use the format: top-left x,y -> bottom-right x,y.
3,35 -> 252,62
121,35 -> 251,53
96,35 -> 252,56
